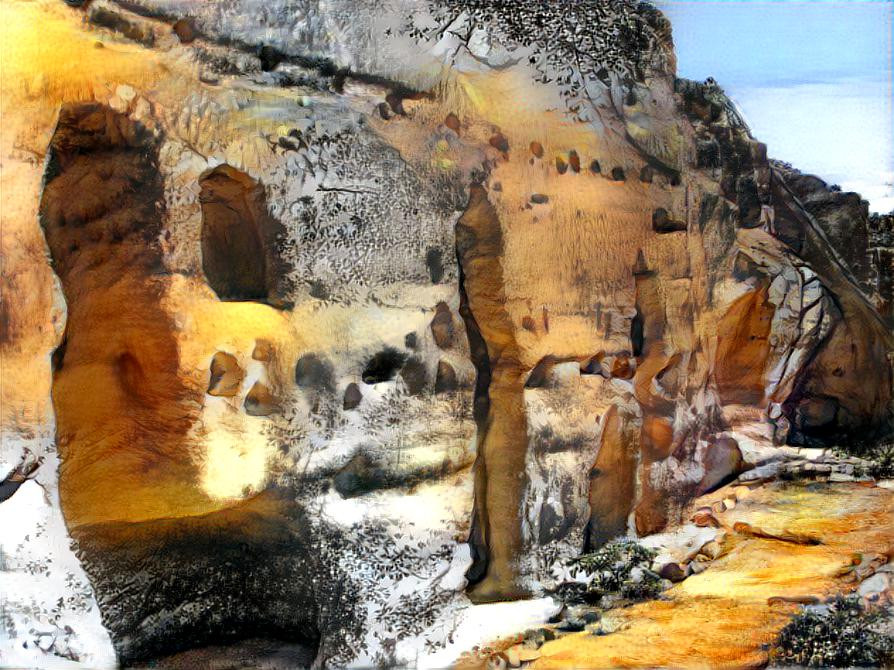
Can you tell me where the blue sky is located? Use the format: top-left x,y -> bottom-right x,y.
657,0 -> 893,212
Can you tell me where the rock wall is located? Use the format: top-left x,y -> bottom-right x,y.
2,0 -> 892,667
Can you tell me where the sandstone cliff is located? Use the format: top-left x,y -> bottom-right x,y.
1,0 -> 891,667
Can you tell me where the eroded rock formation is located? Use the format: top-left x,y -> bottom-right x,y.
200,164 -> 289,306
1,0 -> 891,667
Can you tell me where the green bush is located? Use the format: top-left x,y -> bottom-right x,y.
555,540 -> 661,605
868,443 -> 894,480
771,596 -> 894,667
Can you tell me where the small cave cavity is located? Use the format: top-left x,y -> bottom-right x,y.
295,353 -> 334,392
630,310 -> 645,357
525,356 -> 557,388
610,167 -> 626,182
362,347 -> 407,384
258,45 -> 284,72
652,208 -> 687,233
426,247 -> 445,284
199,164 -> 289,306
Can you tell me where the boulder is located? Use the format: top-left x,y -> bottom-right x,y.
343,382 -> 363,410
430,302 -> 455,349
697,437 -> 746,495
434,360 -> 459,393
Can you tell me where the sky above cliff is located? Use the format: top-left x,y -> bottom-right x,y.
658,0 -> 893,213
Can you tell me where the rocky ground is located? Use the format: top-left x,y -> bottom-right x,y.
455,453 -> 894,669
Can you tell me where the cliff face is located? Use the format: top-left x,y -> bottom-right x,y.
1,0 -> 892,667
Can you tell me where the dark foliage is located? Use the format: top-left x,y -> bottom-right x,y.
771,596 -> 894,668
868,443 -> 894,480
554,540 -> 662,605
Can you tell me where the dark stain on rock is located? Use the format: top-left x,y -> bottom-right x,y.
295,353 -> 334,392
426,247 -> 445,284
343,382 -> 363,410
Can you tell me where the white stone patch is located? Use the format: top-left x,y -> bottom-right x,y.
640,524 -> 721,567
412,597 -> 561,670
0,436 -> 115,670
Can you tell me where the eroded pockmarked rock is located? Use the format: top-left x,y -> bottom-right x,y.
12,0 -> 893,666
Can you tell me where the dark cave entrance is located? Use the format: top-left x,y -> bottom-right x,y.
199,164 -> 289,306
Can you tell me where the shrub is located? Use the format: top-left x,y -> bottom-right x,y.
553,540 -> 662,605
834,441 -> 894,480
771,596 -> 894,667
867,443 -> 894,480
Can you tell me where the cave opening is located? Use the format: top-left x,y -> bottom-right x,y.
362,347 -> 408,384
199,164 -> 288,306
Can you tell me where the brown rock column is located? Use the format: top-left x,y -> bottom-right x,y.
586,405 -> 639,548
455,185 -> 529,602
630,262 -> 677,535
40,103 -> 205,527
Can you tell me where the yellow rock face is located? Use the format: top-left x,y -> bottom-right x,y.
1,1 -> 891,667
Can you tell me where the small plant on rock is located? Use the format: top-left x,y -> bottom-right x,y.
867,442 -> 894,480
770,595 -> 894,667
835,441 -> 894,480
552,540 -> 662,606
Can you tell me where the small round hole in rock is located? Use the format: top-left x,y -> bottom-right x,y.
362,347 -> 407,384
426,247 -> 444,284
